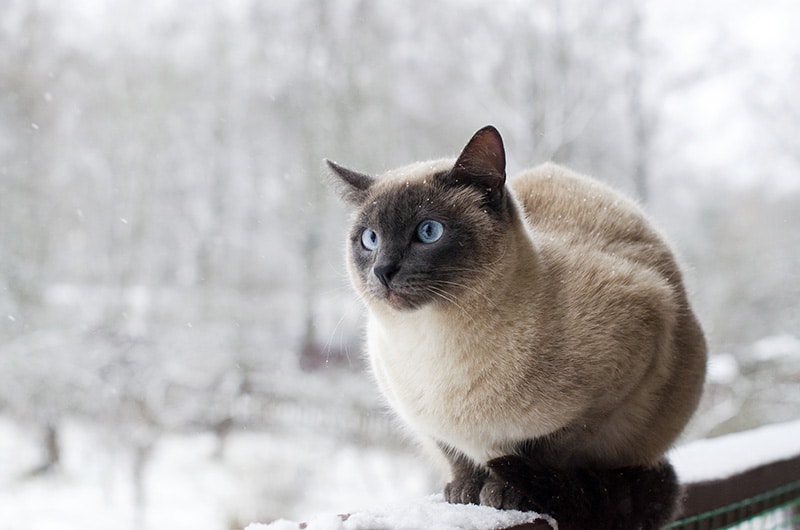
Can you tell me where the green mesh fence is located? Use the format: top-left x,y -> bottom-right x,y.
665,479 -> 800,530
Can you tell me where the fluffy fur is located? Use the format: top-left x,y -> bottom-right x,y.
328,126 -> 706,529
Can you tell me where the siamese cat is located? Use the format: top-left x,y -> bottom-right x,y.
328,126 -> 707,530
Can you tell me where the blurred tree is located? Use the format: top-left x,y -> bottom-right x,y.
0,2 -> 61,332
626,1 -> 650,202
0,0 -> 68,470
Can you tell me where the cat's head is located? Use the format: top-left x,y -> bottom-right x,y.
328,126 -> 514,311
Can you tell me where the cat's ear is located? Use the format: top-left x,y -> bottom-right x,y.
326,159 -> 374,204
450,125 -> 506,202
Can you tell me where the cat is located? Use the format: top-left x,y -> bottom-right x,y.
327,125 -> 707,530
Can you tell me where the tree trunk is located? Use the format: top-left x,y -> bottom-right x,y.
28,421 -> 60,476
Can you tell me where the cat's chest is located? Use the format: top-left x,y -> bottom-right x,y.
367,308 -> 476,405
365,307 -> 522,460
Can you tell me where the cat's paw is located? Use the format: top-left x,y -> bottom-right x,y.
487,456 -> 554,499
444,474 -> 485,505
478,473 -> 538,511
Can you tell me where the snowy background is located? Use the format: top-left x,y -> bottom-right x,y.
1,0 -> 799,529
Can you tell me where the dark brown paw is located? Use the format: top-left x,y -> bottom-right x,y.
444,474 -> 485,505
488,455 -> 561,499
479,473 -> 538,511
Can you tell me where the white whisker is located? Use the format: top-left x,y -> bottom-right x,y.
425,285 -> 477,325
432,279 -> 494,307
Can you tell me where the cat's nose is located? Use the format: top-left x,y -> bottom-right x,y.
374,263 -> 400,287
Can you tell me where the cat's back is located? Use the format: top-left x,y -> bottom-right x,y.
511,163 -> 673,274
511,163 -> 705,466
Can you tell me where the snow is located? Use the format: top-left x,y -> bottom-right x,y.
751,333 -> 800,362
0,416 -> 434,530
245,495 -> 555,530
706,353 -> 739,385
670,418 -> 800,484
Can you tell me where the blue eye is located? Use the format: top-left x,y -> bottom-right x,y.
361,227 -> 379,250
417,220 -> 444,244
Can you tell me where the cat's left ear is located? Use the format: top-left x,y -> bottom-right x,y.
450,125 -> 506,203
326,159 -> 374,204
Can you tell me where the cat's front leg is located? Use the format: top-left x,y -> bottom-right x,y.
479,472 -> 539,512
480,455 -> 575,516
485,455 -> 680,530
441,447 -> 488,505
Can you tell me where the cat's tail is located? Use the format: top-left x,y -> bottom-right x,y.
486,455 -> 680,530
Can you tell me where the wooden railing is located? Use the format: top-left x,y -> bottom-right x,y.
667,453 -> 800,529
666,419 -> 800,529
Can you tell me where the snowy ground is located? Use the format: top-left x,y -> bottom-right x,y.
0,416 -> 435,530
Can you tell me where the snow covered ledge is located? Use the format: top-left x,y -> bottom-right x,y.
670,418 -> 800,484
669,418 -> 800,524
245,495 -> 555,530
246,419 -> 800,530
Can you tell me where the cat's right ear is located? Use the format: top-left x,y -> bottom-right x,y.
326,159 -> 374,204
449,125 -> 506,206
